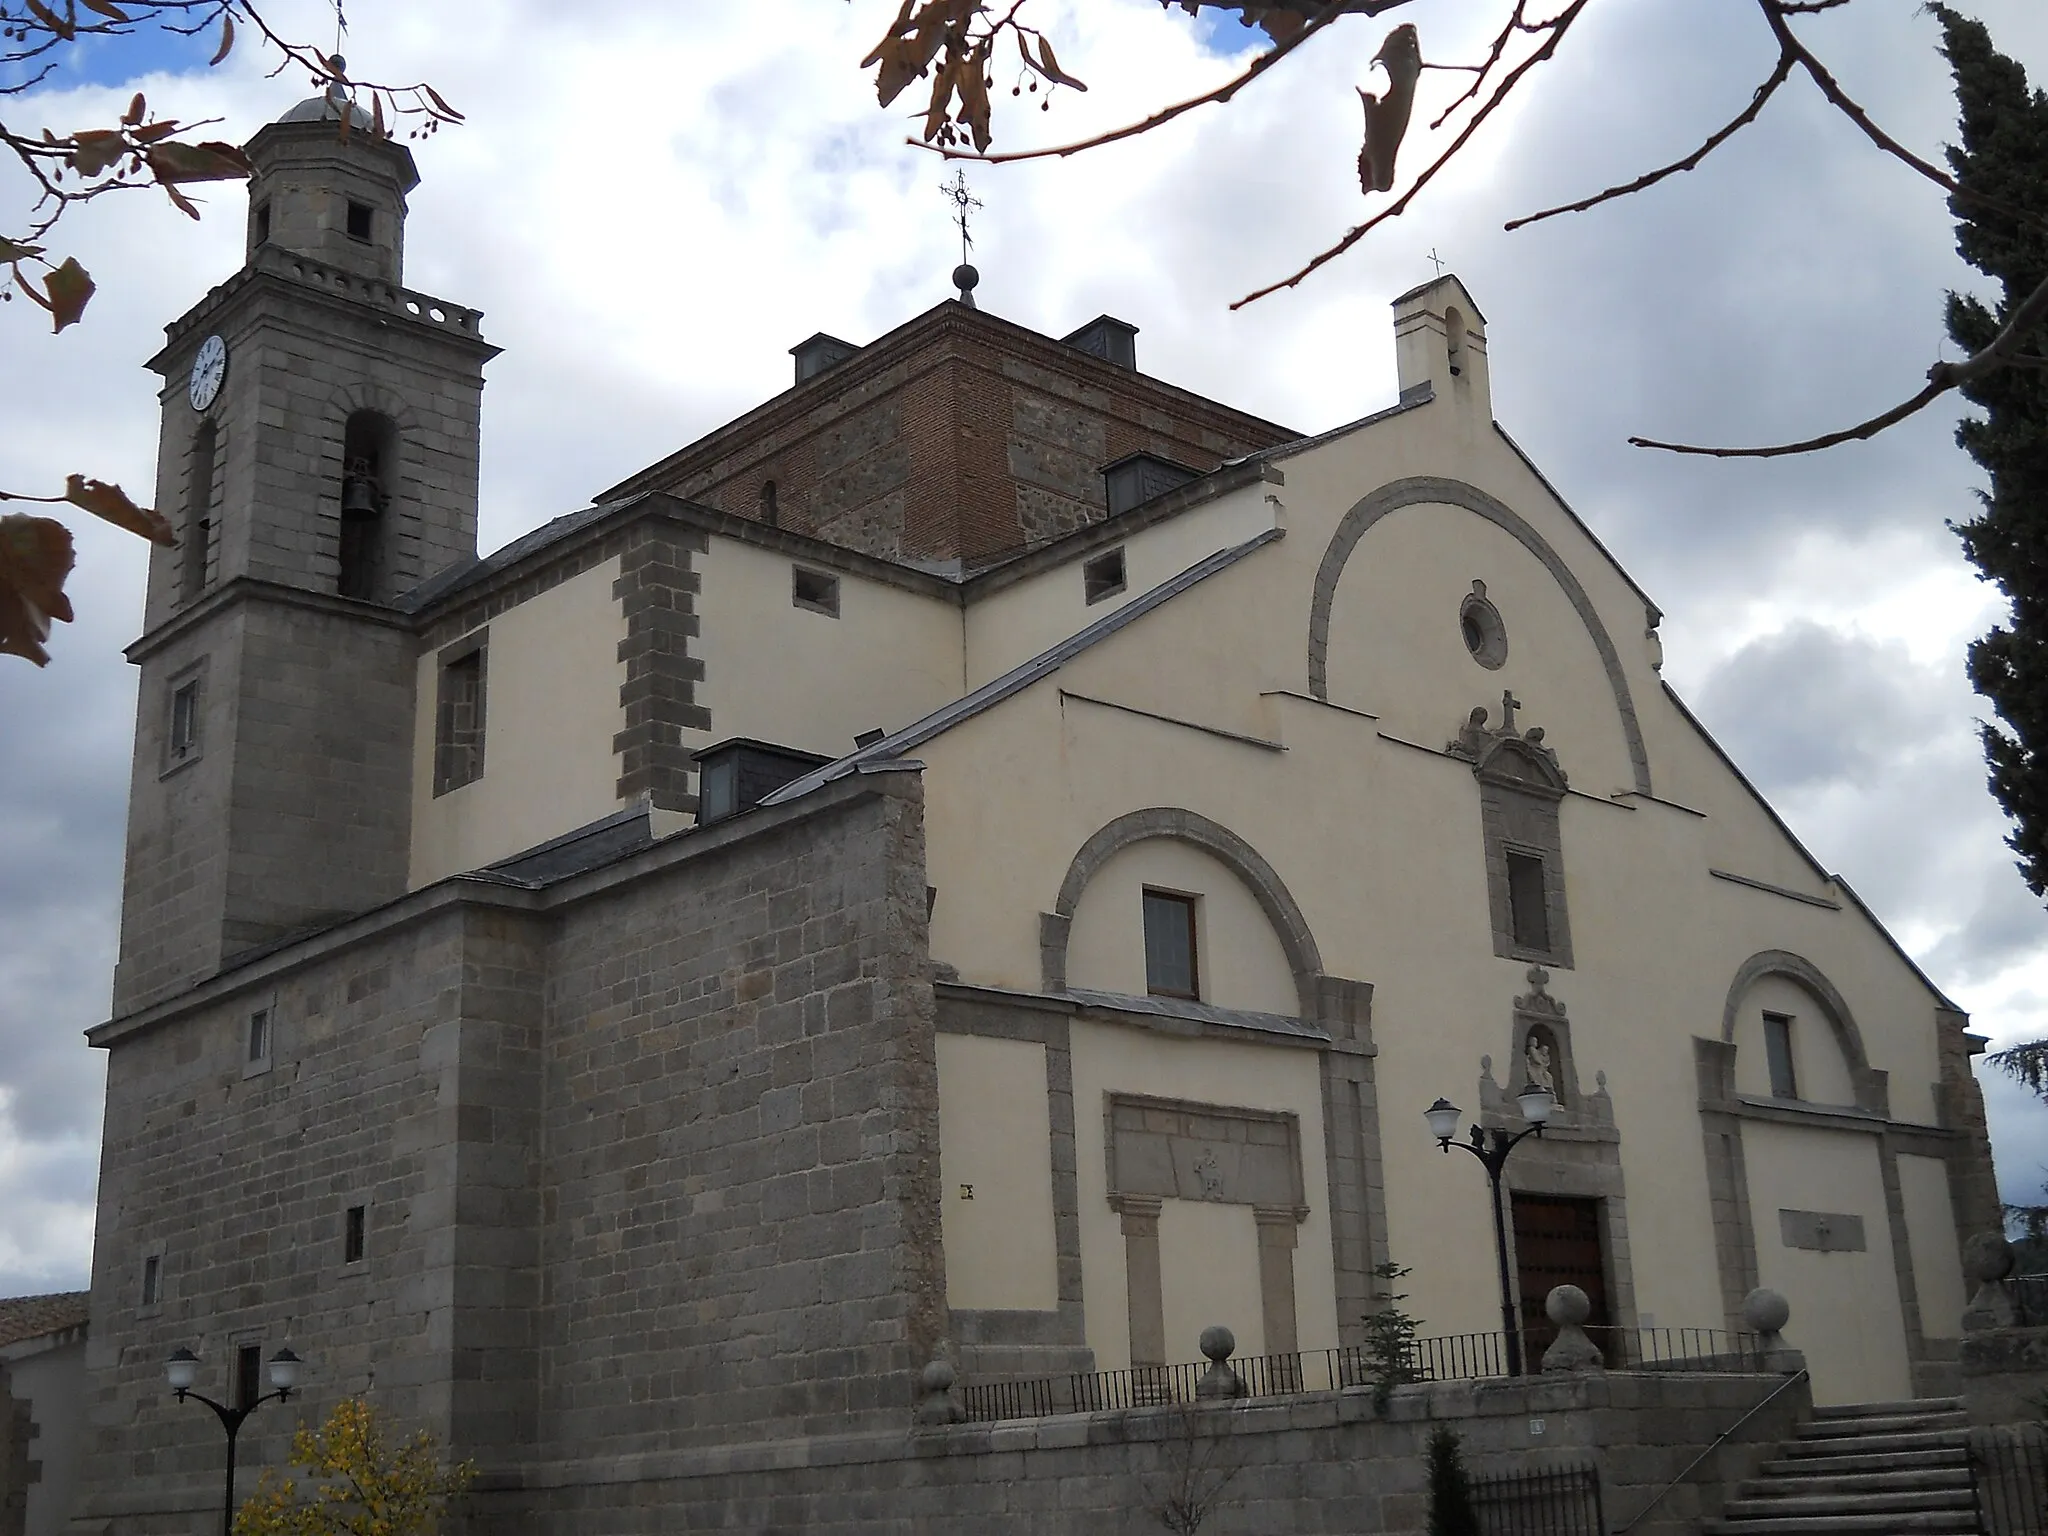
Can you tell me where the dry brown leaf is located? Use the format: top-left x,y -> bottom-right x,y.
0,238 -> 45,263
422,83 -> 464,122
121,92 -> 146,127
957,40 -> 993,152
1357,23 -> 1421,194
1033,33 -> 1087,91
23,0 -> 75,41
64,474 -> 173,544
42,258 -> 95,332
0,514 -> 76,667
79,0 -> 132,20
69,129 -> 128,178
146,140 -> 253,184
210,12 -> 234,66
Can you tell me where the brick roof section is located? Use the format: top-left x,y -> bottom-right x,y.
0,1291 -> 90,1348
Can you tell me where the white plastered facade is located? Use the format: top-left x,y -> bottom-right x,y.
395,277 -> 1988,1405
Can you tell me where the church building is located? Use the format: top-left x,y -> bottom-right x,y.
70,83 -> 2002,1528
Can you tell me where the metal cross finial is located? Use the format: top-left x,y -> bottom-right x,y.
941,168 -> 983,267
1427,247 -> 1447,279
332,0 -> 348,61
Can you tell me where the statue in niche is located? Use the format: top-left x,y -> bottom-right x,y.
1524,1024 -> 1558,1097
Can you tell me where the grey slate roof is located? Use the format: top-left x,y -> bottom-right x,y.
760,527 -> 1285,810
476,804 -> 656,887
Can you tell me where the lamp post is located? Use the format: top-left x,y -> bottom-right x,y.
165,1346 -> 302,1536
1424,1084 -> 1556,1377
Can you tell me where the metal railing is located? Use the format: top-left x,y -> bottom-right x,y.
1971,1422 -> 2048,1536
1471,1459 -> 1605,1535
2012,1272 -> 2048,1328
957,1326 -> 1775,1423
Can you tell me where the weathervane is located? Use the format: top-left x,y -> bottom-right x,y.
941,168 -> 984,308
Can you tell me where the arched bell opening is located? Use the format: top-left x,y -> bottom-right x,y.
181,420 -> 218,605
337,410 -> 400,601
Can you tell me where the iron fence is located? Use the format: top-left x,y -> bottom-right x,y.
2013,1272 -> 2048,1328
957,1326 -> 1771,1423
1470,1460 -> 1605,1536
1972,1422 -> 2048,1536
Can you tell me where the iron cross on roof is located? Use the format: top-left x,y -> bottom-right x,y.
941,168 -> 982,267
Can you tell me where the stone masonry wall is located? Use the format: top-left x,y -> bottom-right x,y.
461,1370 -> 1812,1536
79,771 -> 942,1530
533,772 -> 944,1456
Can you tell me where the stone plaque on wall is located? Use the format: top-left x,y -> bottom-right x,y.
1778,1208 -> 1866,1253
1106,1096 -> 1305,1211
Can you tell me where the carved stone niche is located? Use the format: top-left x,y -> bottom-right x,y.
1479,967 -> 1614,1135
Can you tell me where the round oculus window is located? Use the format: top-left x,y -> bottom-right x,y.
1460,581 -> 1507,669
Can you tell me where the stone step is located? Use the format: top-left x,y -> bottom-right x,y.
1722,1488 -> 1973,1519
1796,1410 -> 1968,1439
1704,1512 -> 1979,1534
1737,1466 -> 1974,1499
1759,1447 -> 1969,1478
1811,1397 -> 1964,1420
1782,1426 -> 1970,1457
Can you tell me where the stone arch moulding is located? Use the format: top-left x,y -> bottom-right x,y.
1719,948 -> 1888,1116
324,380 -> 422,435
1041,806 -> 1323,1017
1305,475 -> 1653,796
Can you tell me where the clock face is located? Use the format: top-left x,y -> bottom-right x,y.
188,334 -> 228,412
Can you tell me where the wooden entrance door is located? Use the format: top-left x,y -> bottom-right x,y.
1510,1193 -> 1611,1366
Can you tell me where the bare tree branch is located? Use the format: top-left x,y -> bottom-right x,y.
1506,50 -> 1796,231
917,2 -> 1356,166
1231,0 -> 1588,309
1631,266 -> 2048,457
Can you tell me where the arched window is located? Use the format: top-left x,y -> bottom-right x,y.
181,421 -> 217,604
1444,305 -> 1466,377
337,411 -> 399,600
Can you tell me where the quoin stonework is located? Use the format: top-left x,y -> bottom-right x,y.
55,78 -> 2006,1535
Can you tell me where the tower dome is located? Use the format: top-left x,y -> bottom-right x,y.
241,69 -> 418,283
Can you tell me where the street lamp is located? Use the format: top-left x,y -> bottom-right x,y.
166,1346 -> 303,1536
1425,1084 -> 1556,1376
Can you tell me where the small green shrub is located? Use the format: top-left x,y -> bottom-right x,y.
1359,1259 -> 1423,1410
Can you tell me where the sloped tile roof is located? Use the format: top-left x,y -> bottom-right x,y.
0,1291 -> 89,1348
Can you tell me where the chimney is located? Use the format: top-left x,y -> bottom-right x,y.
1062,315 -> 1139,371
790,333 -> 859,385
1392,275 -> 1489,417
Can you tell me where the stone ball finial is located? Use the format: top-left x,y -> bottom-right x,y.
1199,1325 -> 1236,1364
914,1357 -> 963,1426
1965,1232 -> 2015,1285
1741,1287 -> 1790,1337
1545,1284 -> 1591,1327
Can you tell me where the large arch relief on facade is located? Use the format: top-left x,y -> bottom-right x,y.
1305,475 -> 1654,797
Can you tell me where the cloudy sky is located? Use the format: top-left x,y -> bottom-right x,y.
2,0 -> 2046,1298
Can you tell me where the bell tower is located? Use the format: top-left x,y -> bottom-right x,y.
113,83 -> 499,1016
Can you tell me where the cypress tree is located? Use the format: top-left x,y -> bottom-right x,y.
1937,9 -> 2048,1111
1941,7 -> 2048,895
1426,1424 -> 1481,1536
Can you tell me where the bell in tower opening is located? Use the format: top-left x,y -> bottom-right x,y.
337,410 -> 398,600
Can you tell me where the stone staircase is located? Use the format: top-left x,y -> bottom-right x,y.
1704,1396 -> 1978,1535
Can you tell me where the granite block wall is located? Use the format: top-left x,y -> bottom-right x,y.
456,1370 -> 1810,1536
77,771 -> 943,1531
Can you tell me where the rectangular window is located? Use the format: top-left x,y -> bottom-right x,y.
236,1343 -> 262,1410
344,1205 -> 366,1264
1084,547 -> 1127,604
141,1254 -> 161,1307
247,1008 -> 270,1064
254,201 -> 271,245
1763,1012 -> 1799,1099
1142,889 -> 1200,1000
169,679 -> 200,759
433,640 -> 487,796
345,199 -> 373,241
1506,850 -> 1551,952
792,566 -> 840,617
